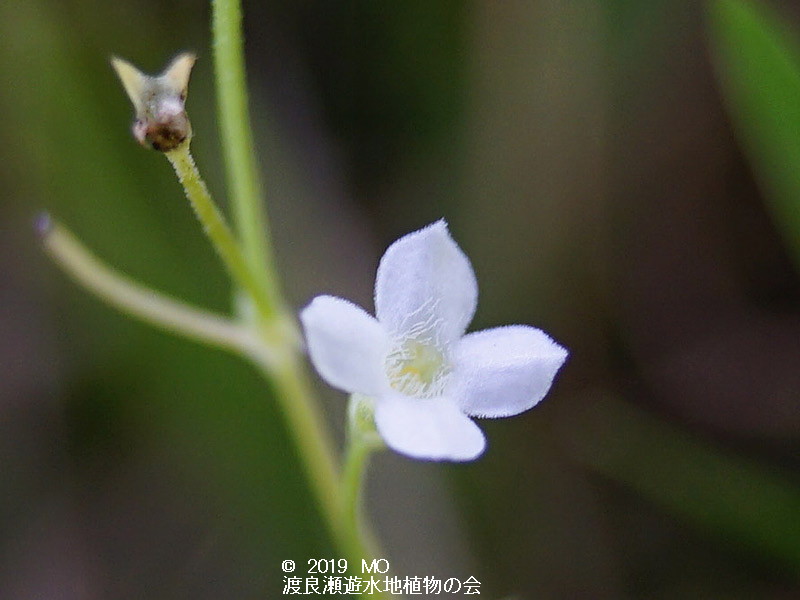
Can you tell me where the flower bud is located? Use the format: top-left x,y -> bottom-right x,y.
111,53 -> 196,152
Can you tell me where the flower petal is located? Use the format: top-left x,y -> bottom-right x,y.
374,394 -> 486,461
375,220 -> 477,345
300,295 -> 389,396
451,325 -> 568,418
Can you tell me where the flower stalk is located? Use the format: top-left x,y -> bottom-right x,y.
342,395 -> 385,545
164,144 -> 277,322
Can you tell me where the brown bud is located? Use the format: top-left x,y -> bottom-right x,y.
111,53 -> 196,152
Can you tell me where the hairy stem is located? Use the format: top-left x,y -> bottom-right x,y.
165,144 -> 275,321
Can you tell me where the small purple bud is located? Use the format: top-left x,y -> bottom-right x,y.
34,212 -> 53,238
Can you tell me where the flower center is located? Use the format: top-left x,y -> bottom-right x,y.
385,338 -> 451,398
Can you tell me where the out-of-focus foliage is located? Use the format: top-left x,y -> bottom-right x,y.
569,394 -> 800,573
711,0 -> 800,268
2,0 -> 800,598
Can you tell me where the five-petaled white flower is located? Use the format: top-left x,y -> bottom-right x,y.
300,220 -> 568,461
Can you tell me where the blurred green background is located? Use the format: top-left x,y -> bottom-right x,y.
2,0 -> 800,597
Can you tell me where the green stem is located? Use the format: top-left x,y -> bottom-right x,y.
340,395 -> 387,568
210,0 -> 387,583
248,354 -> 384,579
41,215 -> 385,585
167,138 -> 376,570
165,145 -> 275,321
211,0 -> 280,308
341,434 -> 374,544
39,216 -> 261,356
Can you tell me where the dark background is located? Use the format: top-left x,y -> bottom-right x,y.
2,0 -> 800,598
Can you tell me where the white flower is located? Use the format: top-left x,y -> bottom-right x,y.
300,220 -> 568,461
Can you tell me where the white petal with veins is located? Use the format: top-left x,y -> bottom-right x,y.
301,295 -> 389,397
452,326 -> 568,418
375,394 -> 486,461
375,220 -> 477,346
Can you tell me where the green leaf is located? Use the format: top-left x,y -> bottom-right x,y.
710,0 -> 800,267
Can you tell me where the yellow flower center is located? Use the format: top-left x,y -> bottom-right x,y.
385,338 -> 450,398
